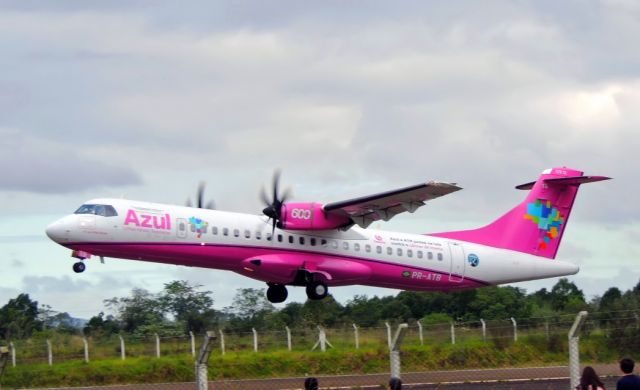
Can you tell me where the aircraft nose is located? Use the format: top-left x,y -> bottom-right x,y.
45,219 -> 67,243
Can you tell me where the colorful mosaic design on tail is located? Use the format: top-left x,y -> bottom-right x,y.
524,199 -> 564,250
188,217 -> 208,238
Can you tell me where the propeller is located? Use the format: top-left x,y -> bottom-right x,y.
261,170 -> 290,234
186,182 -> 216,210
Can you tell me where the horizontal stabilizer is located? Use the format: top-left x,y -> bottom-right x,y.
516,175 -> 611,190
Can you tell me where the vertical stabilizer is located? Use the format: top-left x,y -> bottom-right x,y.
430,167 -> 610,259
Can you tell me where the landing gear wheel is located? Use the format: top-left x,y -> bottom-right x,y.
306,281 -> 328,300
266,284 -> 288,303
72,262 -> 86,273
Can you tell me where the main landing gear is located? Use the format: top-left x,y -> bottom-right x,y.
266,279 -> 329,303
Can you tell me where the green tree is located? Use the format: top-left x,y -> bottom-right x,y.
549,278 -> 585,312
224,288 -> 274,331
105,288 -> 165,334
159,280 -> 216,333
0,293 -> 41,340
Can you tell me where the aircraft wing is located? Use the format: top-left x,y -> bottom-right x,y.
323,181 -> 462,228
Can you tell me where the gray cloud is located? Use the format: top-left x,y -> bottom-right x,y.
0,128 -> 142,193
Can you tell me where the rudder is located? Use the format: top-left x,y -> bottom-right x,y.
431,167 -> 610,259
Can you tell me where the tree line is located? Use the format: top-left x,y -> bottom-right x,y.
1,278 -> 639,340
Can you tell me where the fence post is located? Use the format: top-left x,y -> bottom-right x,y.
385,322 -> 392,348
569,311 -> 589,390
545,321 -> 550,341
252,328 -> 258,353
83,337 -> 89,363
353,324 -> 359,349
155,333 -> 161,358
510,317 -> 518,342
9,342 -> 15,367
285,326 -> 292,351
46,339 -> 52,366
450,322 -> 456,345
417,321 -> 424,346
195,331 -> 217,390
312,326 -> 333,352
480,319 -> 486,342
219,330 -> 225,356
390,323 -> 409,379
0,345 -> 9,379
118,335 -> 126,360
189,331 -> 196,357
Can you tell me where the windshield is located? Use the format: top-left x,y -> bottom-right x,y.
74,204 -> 118,217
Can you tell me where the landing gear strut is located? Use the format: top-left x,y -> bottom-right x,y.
72,262 -> 86,273
306,280 -> 328,300
266,283 -> 288,303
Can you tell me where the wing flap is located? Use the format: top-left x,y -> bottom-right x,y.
324,181 -> 461,228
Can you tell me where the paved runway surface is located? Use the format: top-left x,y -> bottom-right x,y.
43,363 -> 622,389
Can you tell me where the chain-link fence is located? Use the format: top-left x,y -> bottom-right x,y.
2,310 -> 640,389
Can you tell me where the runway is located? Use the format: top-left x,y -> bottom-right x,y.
44,363 -> 622,389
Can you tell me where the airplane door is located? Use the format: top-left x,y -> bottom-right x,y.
176,218 -> 187,239
448,242 -> 465,283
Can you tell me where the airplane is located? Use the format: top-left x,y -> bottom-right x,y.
45,167 -> 609,303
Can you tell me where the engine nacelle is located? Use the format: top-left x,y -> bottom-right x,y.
280,202 -> 351,230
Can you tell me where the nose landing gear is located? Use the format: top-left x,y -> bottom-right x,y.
72,262 -> 86,273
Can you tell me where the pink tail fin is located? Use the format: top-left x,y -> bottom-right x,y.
431,167 -> 610,259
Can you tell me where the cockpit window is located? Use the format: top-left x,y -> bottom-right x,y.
74,204 -> 118,217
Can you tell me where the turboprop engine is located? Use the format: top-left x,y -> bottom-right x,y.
279,202 -> 351,230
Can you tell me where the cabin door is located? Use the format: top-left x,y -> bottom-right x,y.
448,242 -> 465,283
176,218 -> 188,239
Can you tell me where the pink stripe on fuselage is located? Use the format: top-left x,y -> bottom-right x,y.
63,242 -> 487,292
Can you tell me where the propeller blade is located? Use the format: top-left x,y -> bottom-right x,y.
197,182 -> 205,209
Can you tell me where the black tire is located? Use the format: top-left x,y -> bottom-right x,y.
72,262 -> 86,273
266,284 -> 288,303
306,281 -> 328,300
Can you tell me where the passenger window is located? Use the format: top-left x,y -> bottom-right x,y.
233,229 -> 239,238
244,230 -> 251,239
343,242 -> 349,250
299,237 -> 305,245
331,240 -> 338,249
437,253 -> 443,261
179,222 -> 186,232
354,243 -> 360,251
397,248 -> 403,256
321,239 -> 328,247
365,244 -> 371,253
310,238 -> 316,246
212,226 -> 218,235
288,236 -> 294,244
190,224 -> 196,233
223,228 -> 229,236
428,252 -> 433,260
376,246 -> 382,254
407,249 -> 413,258
266,233 -> 272,241
417,251 -> 423,259
201,226 -> 208,234
255,231 -> 261,240
387,247 -> 392,255
277,234 -> 283,242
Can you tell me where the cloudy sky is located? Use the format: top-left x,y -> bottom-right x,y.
1,0 -> 638,319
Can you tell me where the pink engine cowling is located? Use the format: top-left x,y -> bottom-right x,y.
280,202 -> 351,230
